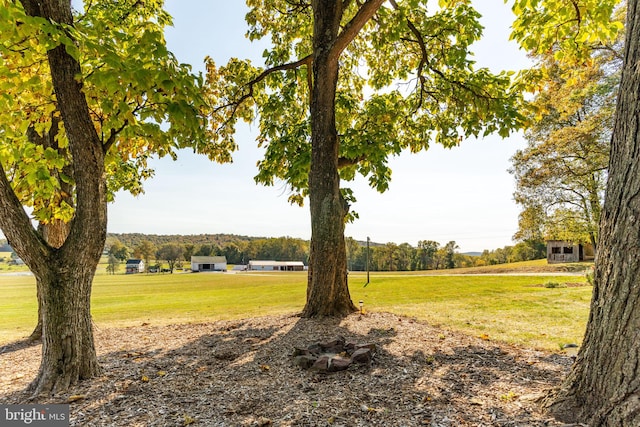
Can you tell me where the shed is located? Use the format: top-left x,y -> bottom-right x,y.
125,259 -> 145,274
248,260 -> 305,271
547,241 -> 584,263
191,256 -> 227,272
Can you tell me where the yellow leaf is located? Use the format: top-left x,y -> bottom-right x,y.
478,333 -> 490,341
67,394 -> 85,403
157,371 -> 167,377
141,375 -> 149,382
260,364 -> 270,372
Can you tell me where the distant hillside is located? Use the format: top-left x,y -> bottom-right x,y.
462,252 -> 482,257
107,233 -> 264,249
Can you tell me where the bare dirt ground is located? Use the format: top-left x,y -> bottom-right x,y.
1,312 -> 580,426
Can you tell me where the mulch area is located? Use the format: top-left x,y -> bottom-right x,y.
1,312 -> 579,426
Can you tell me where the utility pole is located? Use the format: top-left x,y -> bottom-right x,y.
365,236 -> 370,286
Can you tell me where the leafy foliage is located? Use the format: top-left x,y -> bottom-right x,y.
205,0 -> 526,206
155,244 -> 183,273
510,0 -> 621,63
0,0 -> 233,224
509,2 -> 623,247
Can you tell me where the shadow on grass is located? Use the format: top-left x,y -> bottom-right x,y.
1,313 -> 572,426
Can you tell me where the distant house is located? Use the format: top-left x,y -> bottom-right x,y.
248,260 -> 305,271
125,259 -> 145,274
546,241 -> 594,263
191,256 -> 227,272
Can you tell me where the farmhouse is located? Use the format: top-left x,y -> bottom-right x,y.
125,259 -> 144,274
248,260 -> 305,271
546,240 -> 594,263
191,256 -> 227,272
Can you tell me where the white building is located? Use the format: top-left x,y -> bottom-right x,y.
125,259 -> 144,274
248,260 -> 305,271
191,256 -> 227,272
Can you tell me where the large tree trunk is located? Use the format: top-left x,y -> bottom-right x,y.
545,1 -> 640,424
30,218 -> 72,342
29,258 -> 101,395
302,1 -> 357,317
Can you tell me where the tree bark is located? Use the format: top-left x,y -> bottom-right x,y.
29,258 -> 101,395
302,0 -> 357,317
545,1 -> 640,424
29,220 -> 71,342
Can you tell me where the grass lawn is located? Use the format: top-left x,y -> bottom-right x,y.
0,269 -> 592,350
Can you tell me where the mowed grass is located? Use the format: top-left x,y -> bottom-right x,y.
0,269 -> 592,350
348,272 -> 592,350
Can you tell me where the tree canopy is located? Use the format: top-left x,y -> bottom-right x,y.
0,0 -> 233,226
206,0 -> 526,207
510,24 -> 622,248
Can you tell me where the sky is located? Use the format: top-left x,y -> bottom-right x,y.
105,1 -> 533,253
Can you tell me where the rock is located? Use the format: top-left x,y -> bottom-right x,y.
344,342 -> 357,352
320,336 -> 346,354
293,355 -> 316,369
310,355 -> 330,372
354,343 -> 377,353
327,356 -> 351,372
307,343 -> 323,354
350,348 -> 372,364
292,347 -> 310,357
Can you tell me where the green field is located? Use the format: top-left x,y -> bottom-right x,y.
0,269 -> 592,350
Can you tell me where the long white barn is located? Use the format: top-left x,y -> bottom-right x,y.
248,260 -> 305,271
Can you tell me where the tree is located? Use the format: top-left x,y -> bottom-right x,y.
0,1 -> 230,394
511,240 -> 546,262
442,241 -> 459,269
156,244 -> 183,273
512,0 -> 640,424
221,243 -> 243,264
108,240 -> 129,262
417,240 -> 439,270
134,240 -> 156,272
195,244 -> 216,257
106,254 -> 120,275
396,243 -> 413,271
345,236 -> 360,271
207,0 -> 525,316
183,244 -> 196,263
509,30 -> 621,250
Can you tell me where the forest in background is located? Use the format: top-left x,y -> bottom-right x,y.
98,233 -> 547,272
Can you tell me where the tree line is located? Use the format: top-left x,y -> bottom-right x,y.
105,234 -> 310,270
347,238 -> 545,271
104,234 -> 546,273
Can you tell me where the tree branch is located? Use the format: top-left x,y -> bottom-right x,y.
390,0 -> 504,107
338,155 -> 367,168
0,162 -> 50,264
213,55 -> 314,135
331,0 -> 385,60
103,120 -> 128,153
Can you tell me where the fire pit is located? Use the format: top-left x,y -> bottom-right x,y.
292,336 -> 376,373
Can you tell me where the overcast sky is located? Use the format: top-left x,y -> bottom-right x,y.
48,2 -> 534,252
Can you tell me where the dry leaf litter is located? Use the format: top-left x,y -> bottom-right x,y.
1,312 -> 580,426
